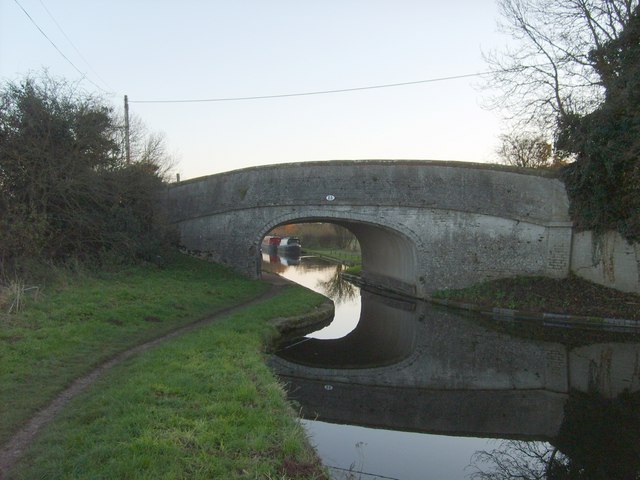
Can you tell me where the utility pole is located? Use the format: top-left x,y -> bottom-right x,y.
124,95 -> 131,164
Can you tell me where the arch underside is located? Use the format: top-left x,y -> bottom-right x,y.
175,204 -> 571,298
257,210 -> 420,297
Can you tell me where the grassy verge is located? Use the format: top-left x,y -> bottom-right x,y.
342,264 -> 362,276
0,254 -> 270,444
432,275 -> 640,320
8,285 -> 327,479
0,254 -> 315,449
302,248 -> 361,266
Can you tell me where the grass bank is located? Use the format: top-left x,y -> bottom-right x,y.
1,255 -> 328,478
302,248 -> 361,266
432,275 -> 640,320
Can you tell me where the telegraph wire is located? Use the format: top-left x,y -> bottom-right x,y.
13,0 -> 108,93
128,71 -> 491,104
37,0 -> 113,92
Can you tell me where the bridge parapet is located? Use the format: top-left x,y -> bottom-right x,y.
167,160 -> 573,295
168,160 -> 570,225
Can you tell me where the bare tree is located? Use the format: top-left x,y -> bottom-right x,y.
497,132 -> 553,167
317,265 -> 358,304
468,440 -> 564,480
484,0 -> 638,133
116,113 -> 176,181
469,391 -> 640,479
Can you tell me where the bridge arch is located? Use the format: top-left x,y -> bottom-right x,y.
256,210 -> 424,296
166,160 -> 573,298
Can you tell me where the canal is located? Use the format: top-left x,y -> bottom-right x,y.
263,254 -> 640,480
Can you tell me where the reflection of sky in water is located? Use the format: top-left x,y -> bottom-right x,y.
266,255 -> 499,478
266,255 -> 500,478
265,253 -> 624,480
308,298 -> 360,340
267,256 -> 640,479
303,420 -> 497,480
263,256 -> 362,339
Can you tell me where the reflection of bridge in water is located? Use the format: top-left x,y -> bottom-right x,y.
269,289 -> 640,441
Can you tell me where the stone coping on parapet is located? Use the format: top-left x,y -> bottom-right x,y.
170,159 -> 561,186
426,295 -> 640,332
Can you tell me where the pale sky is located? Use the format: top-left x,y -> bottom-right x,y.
1,0 -> 508,180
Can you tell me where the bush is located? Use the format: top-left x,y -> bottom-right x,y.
0,74 -> 175,280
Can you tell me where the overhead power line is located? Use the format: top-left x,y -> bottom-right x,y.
128,71 -> 490,104
13,0 -> 107,93
37,0 -> 113,92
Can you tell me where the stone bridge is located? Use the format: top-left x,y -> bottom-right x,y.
166,160 -> 573,297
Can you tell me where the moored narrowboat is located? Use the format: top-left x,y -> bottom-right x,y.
261,236 -> 302,256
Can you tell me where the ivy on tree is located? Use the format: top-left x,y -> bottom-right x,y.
558,5 -> 640,241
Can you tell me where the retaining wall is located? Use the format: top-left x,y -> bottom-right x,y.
571,230 -> 640,294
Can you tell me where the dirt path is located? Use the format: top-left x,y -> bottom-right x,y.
0,276 -> 287,479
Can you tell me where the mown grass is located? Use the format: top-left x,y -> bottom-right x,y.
0,255 -> 272,445
342,264 -> 362,276
302,248 -> 361,266
8,286 -> 327,479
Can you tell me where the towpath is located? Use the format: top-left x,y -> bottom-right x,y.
0,273 -> 290,479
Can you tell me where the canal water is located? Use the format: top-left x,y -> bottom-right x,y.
263,254 -> 640,480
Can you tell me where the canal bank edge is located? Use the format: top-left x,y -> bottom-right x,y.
340,272 -> 640,332
426,295 -> 640,332
0,270 -> 333,480
269,301 -> 335,336
261,272 -> 336,336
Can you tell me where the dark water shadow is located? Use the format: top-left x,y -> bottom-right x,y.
277,289 -> 417,369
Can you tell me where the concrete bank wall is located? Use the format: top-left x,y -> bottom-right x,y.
571,230 -> 640,293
